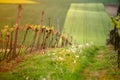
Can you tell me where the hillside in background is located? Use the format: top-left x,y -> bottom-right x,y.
63,3 -> 110,45
0,0 -> 118,45
0,0 -> 118,28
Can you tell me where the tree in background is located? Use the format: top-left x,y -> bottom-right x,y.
117,5 -> 120,15
117,0 -> 120,15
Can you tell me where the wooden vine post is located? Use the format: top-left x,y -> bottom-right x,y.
12,4 -> 22,59
37,11 -> 45,49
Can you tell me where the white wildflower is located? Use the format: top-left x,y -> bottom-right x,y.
71,48 -> 76,53
52,53 -> 56,55
58,57 -> 64,61
66,49 -> 70,53
71,45 -> 76,49
76,55 -> 79,58
42,78 -> 46,80
47,53 -> 51,56
78,44 -> 84,48
86,43 -> 90,46
26,76 -> 29,80
73,60 -> 76,64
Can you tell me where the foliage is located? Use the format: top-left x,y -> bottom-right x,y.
108,15 -> 120,68
111,15 -> 120,29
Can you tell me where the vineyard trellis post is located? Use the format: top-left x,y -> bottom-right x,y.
37,11 -> 45,49
12,4 -> 22,59
30,28 -> 38,53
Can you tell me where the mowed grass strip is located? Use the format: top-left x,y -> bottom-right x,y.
63,3 -> 110,45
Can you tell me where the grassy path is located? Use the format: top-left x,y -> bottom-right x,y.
81,46 -> 120,80
63,3 -> 110,45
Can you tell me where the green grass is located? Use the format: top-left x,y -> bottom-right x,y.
80,46 -> 119,80
0,45 -> 98,80
63,3 -> 110,45
0,45 -> 119,80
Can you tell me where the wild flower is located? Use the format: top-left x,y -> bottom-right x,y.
71,48 -> 76,53
78,44 -> 84,49
52,53 -> 56,55
76,55 -> 79,58
47,53 -> 51,56
42,78 -> 46,80
73,60 -> 76,64
26,76 -> 29,80
66,49 -> 70,53
70,45 -> 77,53
86,43 -> 90,47
57,56 -> 64,61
